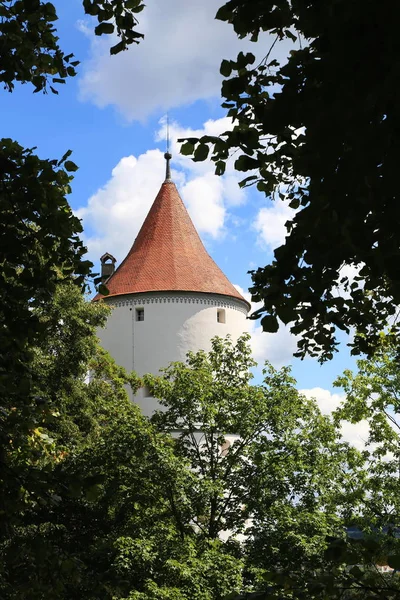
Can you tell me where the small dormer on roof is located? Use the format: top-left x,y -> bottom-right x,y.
100,252 -> 116,283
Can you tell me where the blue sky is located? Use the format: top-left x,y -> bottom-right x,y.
2,0 -> 362,421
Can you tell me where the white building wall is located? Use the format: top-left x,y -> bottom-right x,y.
97,291 -> 248,417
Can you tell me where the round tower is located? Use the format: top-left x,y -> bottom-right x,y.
94,156 -> 250,416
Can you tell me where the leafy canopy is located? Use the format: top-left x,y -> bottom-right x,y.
233,335 -> 400,599
335,337 -> 400,531
0,3 -> 144,593
0,282 -> 155,599
179,0 -> 400,361
0,0 -> 145,93
5,329 -> 356,600
0,139 -> 93,453
145,335 -> 360,597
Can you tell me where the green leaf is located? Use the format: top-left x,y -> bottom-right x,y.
220,59 -> 232,77
58,149 -> 72,166
110,41 -> 126,55
125,0 -> 145,9
235,154 -> 258,171
193,144 -> 209,162
215,4 -> 231,22
85,484 -> 102,502
261,314 -> 279,333
215,160 -> 226,176
94,22 -> 114,36
277,305 -> 295,325
349,565 -> 364,579
64,160 -> 79,172
180,141 -> 195,156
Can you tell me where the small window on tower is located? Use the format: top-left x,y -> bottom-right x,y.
136,308 -> 144,322
217,309 -> 226,324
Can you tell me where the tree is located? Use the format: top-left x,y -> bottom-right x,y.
1,285 -> 242,600
335,337 -> 400,539
0,0 -> 146,574
0,139 -> 91,388
1,330 -> 364,599
234,337 -> 400,600
4,2 -> 400,597
0,2 -> 146,366
1,275 -> 220,600
145,335 -> 361,597
0,282 -> 152,598
178,0 -> 400,361
0,139 -> 94,555
6,0 -> 400,364
297,337 -> 400,599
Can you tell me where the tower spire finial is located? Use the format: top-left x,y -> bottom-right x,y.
164,114 -> 172,181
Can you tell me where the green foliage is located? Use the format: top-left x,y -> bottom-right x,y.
0,140 -> 94,512
145,335 -> 359,597
0,139 -> 90,353
2,308 -> 392,600
4,2 -> 400,597
0,0 -> 145,93
0,1 -> 147,582
2,330 -> 354,599
236,336 -> 400,600
0,283 -> 105,534
0,1 -> 148,597
179,0 -> 400,361
1,317 -> 249,599
0,283 -> 146,598
335,337 -> 400,528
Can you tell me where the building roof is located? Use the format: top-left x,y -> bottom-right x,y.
93,179 -> 249,307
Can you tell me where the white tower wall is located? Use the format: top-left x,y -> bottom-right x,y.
98,291 -> 248,417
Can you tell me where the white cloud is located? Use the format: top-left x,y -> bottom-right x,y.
300,387 -> 344,415
300,387 -> 371,451
250,321 -> 298,369
76,117 -> 249,263
339,420 -> 371,452
253,200 -> 295,250
233,284 -> 298,368
78,0 -> 293,121
180,174 -> 225,239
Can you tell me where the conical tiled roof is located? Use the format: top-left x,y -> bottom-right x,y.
93,180 -> 249,307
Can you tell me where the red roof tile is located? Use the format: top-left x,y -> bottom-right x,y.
93,180 -> 249,307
